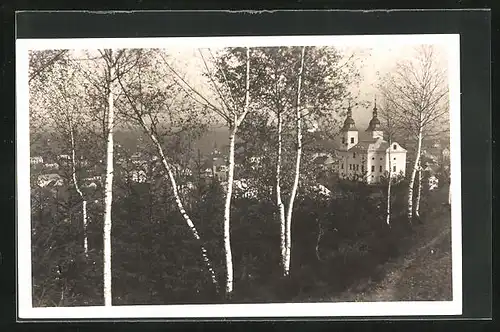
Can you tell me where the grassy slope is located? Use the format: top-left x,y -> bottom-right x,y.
335,185 -> 452,302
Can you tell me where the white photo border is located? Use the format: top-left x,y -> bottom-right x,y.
16,34 -> 462,319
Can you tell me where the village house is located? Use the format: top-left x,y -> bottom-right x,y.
30,156 -> 44,165
199,147 -> 228,182
37,173 -> 64,188
335,101 -> 407,184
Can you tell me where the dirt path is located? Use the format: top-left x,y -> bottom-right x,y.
336,186 -> 453,302
362,226 -> 452,301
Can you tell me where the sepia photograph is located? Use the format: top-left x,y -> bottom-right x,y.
17,34 -> 462,319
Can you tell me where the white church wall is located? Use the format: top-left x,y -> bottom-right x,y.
385,143 -> 407,178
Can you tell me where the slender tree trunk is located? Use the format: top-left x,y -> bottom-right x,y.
284,46 -> 306,276
386,141 -> 392,226
223,127 -> 236,296
103,83 -> 114,307
69,123 -> 88,256
276,112 -> 287,273
146,127 -> 220,291
415,157 -> 422,217
407,128 -> 423,222
220,47 -> 251,296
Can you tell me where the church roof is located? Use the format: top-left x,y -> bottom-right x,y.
366,117 -> 381,131
340,104 -> 358,132
349,138 -> 390,153
366,99 -> 381,132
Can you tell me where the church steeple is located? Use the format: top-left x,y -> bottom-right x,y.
340,101 -> 359,151
341,101 -> 358,132
366,96 -> 383,139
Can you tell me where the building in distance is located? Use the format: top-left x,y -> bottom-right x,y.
335,100 -> 407,184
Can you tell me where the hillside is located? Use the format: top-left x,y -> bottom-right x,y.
336,185 -> 452,302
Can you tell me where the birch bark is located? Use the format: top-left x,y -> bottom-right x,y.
222,47 -> 251,296
415,157 -> 422,217
223,128 -> 236,295
276,112 -> 287,272
386,141 -> 392,226
68,120 -> 88,256
284,46 -> 306,276
407,127 -> 423,222
103,79 -> 114,306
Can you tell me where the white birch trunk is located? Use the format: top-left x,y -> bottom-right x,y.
144,124 -> 220,291
284,46 -> 306,276
103,83 -> 114,306
223,128 -> 236,296
415,157 -> 422,217
276,112 -> 286,273
386,140 -> 392,226
69,123 -> 88,256
221,47 -> 251,296
407,128 -> 423,222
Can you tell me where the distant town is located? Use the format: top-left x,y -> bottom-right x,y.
30,104 -> 450,198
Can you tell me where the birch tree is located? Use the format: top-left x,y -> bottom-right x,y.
380,45 -> 449,222
29,50 -> 69,83
74,48 -> 142,306
115,49 -> 220,293
29,52 -> 91,256
158,47 -> 252,297
378,99 -> 398,226
284,46 -> 306,275
237,46 -> 359,276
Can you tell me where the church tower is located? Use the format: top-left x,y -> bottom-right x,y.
340,102 -> 358,151
366,97 -> 384,140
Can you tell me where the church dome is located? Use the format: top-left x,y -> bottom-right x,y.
341,104 -> 358,132
366,98 -> 381,131
367,116 -> 380,129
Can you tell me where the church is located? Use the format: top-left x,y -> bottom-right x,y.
335,100 -> 407,184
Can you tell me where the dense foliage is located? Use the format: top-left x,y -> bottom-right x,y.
31,163 -> 424,305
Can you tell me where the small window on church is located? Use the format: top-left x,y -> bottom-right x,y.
393,166 -> 396,172
372,157 -> 374,160
350,137 -> 354,144
371,165 -> 375,172
342,137 -> 345,144
356,164 -> 359,171
361,165 -> 365,173
393,144 -> 397,150
379,165 -> 382,172
353,152 -> 356,158
341,163 -> 344,169
394,157 -> 396,160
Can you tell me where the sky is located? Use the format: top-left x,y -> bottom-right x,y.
163,44 -> 448,130
34,40 -> 450,133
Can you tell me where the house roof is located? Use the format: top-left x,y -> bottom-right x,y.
313,155 -> 335,165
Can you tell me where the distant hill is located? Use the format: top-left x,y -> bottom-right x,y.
31,126 -> 231,158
